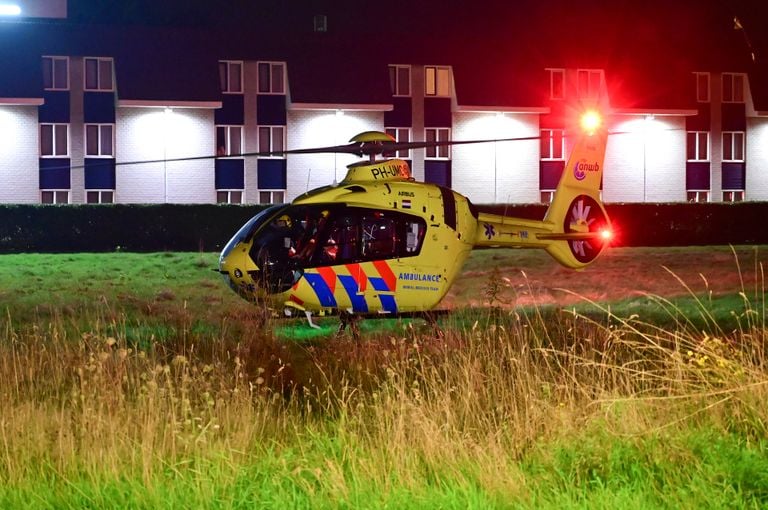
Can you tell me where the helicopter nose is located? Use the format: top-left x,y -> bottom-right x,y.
218,242 -> 262,301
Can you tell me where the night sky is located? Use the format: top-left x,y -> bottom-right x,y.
64,0 -> 768,58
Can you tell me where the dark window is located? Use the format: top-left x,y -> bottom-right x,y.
722,73 -> 745,103
540,129 -> 564,160
695,73 -> 710,102
43,56 -> 68,90
219,61 -> 243,93
41,190 -> 69,204
41,124 -> 68,157
258,62 -> 285,94
216,125 -> 243,156
384,127 -> 410,158
425,128 -> 450,159
686,132 -> 709,161
389,65 -> 411,96
548,69 -> 565,100
723,132 -> 745,162
84,58 -> 113,91
217,190 -> 243,204
258,125 -> 285,154
85,124 -> 114,157
86,190 -> 114,204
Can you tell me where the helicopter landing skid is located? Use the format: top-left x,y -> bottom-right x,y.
304,310 -> 322,330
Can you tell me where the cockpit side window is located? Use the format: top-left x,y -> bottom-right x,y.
362,215 -> 397,259
319,220 -> 359,265
250,204 -> 428,270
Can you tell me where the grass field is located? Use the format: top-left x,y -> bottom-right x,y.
1,246 -> 767,508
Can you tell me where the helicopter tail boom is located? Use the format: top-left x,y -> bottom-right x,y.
473,122 -> 611,269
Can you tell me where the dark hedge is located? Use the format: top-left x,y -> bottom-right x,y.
476,202 -> 768,247
0,202 -> 765,253
0,204 -> 268,253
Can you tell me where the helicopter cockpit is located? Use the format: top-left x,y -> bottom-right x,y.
220,204 -> 428,297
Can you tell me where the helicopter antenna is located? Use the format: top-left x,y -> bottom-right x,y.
306,168 -> 312,192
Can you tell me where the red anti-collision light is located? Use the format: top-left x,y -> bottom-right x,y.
580,110 -> 602,134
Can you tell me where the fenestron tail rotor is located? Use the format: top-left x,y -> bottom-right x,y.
563,194 -> 611,263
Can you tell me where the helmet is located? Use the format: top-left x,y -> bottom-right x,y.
276,214 -> 292,228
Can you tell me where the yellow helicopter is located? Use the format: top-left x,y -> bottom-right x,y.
218,110 -> 612,331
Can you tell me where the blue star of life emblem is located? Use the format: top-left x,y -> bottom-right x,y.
483,223 -> 495,240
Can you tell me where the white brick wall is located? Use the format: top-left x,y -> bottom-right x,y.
606,116 -> 687,203
0,106 -> 40,203
286,110 -> 381,200
2,96 -> 766,205
116,107 -> 215,203
746,117 -> 768,200
452,112 -> 540,203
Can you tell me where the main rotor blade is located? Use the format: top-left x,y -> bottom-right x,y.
62,130 -> 657,171
379,135 -> 542,153
64,143 -> 367,170
67,135 -> 546,170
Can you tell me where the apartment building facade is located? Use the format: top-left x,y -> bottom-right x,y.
1,15 -> 767,206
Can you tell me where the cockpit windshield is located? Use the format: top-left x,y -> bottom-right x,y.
219,204 -> 287,264
249,204 -> 427,294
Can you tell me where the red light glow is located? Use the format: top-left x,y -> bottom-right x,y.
580,110 -> 602,134
600,228 -> 613,241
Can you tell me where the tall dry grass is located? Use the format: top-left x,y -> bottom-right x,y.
0,255 -> 767,501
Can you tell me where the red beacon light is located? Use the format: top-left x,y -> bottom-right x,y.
580,110 -> 602,135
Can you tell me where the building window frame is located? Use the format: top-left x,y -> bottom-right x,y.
577,68 -> 603,99
384,127 -> 410,158
41,190 -> 70,204
424,65 -> 451,97
258,125 -> 286,157
389,65 -> 411,97
425,128 -> 450,159
686,131 -> 709,162
40,123 -> 69,157
83,57 -> 114,92
540,128 -> 565,160
85,123 -> 115,158
723,190 -> 744,202
313,14 -> 327,32
694,72 -> 710,103
687,191 -> 709,203
722,131 -> 745,162
257,61 -> 286,95
86,190 -> 114,204
722,73 -> 746,103
259,190 -> 286,204
42,56 -> 69,91
216,125 -> 244,157
217,190 -> 244,204
218,60 -> 243,94
546,68 -> 565,100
